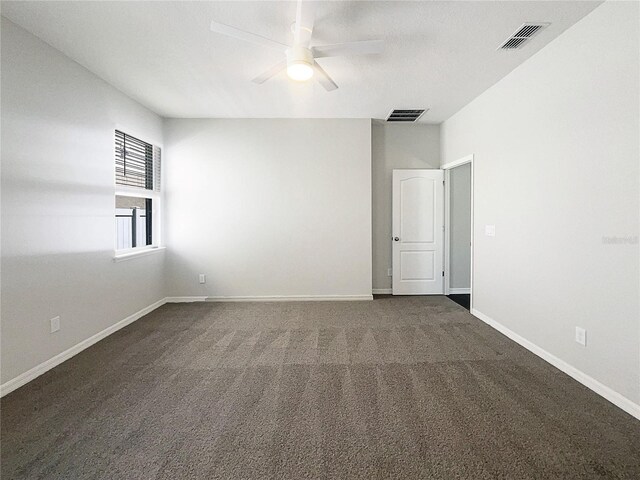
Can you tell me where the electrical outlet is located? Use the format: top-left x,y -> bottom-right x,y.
575,327 -> 586,346
199,274 -> 206,284
50,316 -> 60,333
387,268 -> 392,277
485,225 -> 496,237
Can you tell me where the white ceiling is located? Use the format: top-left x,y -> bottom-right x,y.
1,1 -> 601,122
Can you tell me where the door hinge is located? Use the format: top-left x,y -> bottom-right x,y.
442,271 -> 445,277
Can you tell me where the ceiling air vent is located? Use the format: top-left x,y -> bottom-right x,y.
386,109 -> 426,122
499,23 -> 550,50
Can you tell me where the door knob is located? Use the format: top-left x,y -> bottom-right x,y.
393,237 -> 400,242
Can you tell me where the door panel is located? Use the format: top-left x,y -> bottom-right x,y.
392,170 -> 444,295
400,251 -> 435,281
400,177 -> 435,243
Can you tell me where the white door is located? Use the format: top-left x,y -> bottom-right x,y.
392,169 -> 444,295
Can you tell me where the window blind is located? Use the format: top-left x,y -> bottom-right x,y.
153,145 -> 161,192
115,130 -> 160,190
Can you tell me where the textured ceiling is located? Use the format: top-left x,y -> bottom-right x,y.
1,1 -> 601,122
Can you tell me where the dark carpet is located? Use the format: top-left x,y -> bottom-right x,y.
2,296 -> 639,479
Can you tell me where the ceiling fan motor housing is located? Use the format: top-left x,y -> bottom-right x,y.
286,45 -> 313,68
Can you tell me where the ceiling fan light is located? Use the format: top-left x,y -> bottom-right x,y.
287,61 -> 314,82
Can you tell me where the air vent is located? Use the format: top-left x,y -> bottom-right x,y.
386,109 -> 426,122
501,37 -> 528,49
499,23 -> 550,50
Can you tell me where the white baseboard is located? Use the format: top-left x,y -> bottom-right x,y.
471,308 -> 640,421
372,288 -> 392,294
0,297 -> 167,398
206,294 -> 373,302
448,288 -> 471,294
165,296 -> 208,303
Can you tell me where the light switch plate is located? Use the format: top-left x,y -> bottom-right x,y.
575,327 -> 587,346
199,274 -> 206,284
50,316 -> 60,333
485,225 -> 496,237
387,268 -> 392,277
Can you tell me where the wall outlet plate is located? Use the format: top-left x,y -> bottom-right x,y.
50,316 -> 60,333
199,274 -> 206,284
575,326 -> 587,346
485,225 -> 496,237
387,268 -> 393,277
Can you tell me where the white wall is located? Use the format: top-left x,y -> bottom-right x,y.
371,122 -> 440,291
164,119 -> 372,299
449,162 -> 471,290
441,2 -> 639,405
1,19 -> 166,385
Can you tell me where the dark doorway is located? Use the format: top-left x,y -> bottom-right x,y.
447,294 -> 470,310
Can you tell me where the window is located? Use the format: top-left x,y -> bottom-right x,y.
115,195 -> 152,249
114,130 -> 161,253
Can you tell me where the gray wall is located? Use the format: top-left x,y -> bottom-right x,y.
371,122 -> 440,291
1,19 -> 166,385
441,2 -> 639,405
449,163 -> 471,290
163,119 -> 372,299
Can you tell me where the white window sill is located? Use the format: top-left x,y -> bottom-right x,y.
113,246 -> 166,263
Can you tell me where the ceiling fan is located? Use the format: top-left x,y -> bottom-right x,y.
209,0 -> 383,91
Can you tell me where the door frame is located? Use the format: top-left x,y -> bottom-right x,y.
442,154 -> 474,310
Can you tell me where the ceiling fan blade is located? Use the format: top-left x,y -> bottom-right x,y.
252,60 -> 288,84
313,61 -> 338,91
312,39 -> 383,58
210,20 -> 288,51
